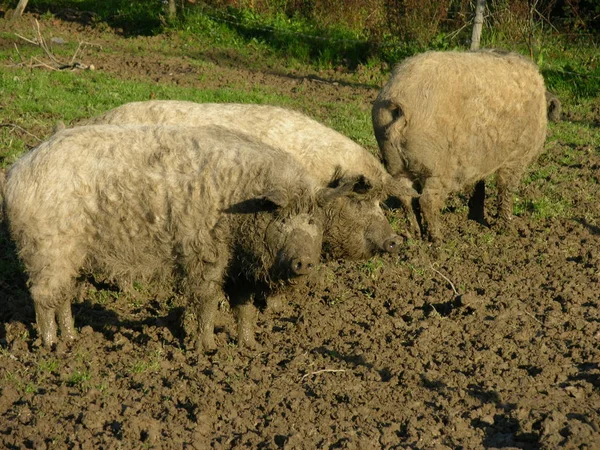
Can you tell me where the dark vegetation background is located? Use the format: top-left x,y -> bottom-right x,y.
6,0 -> 600,57
3,0 -> 597,99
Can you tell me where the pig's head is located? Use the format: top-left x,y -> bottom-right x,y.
318,171 -> 403,260
228,182 -> 324,288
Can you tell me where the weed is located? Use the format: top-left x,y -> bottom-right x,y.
38,358 -> 59,373
407,264 -> 426,277
68,369 -> 91,387
514,196 -> 571,219
359,257 -> 385,280
327,290 -> 350,306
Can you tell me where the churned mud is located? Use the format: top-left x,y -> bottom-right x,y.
1,14 -> 599,449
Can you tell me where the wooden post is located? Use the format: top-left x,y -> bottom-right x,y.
12,0 -> 29,19
470,0 -> 486,50
167,0 -> 177,19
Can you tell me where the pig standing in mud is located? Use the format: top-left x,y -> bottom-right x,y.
3,124 -> 362,351
80,101 -> 418,257
372,50 -> 548,242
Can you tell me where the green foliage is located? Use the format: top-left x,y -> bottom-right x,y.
28,0 -> 165,35
180,6 -> 373,68
542,52 -> 600,100
514,195 -> 571,220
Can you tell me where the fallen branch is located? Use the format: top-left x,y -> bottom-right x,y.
11,19 -> 101,71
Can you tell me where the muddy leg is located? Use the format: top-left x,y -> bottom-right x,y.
399,195 -> 421,239
235,301 -> 258,349
468,180 -> 487,225
419,179 -> 447,243
496,167 -> 523,229
33,301 -> 58,348
56,298 -> 76,342
30,271 -> 78,348
194,280 -> 222,353
389,177 -> 421,238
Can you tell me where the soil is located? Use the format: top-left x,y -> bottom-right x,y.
1,13 -> 600,450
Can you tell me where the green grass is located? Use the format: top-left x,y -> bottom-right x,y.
359,257 -> 385,280
67,369 -> 91,387
0,65 -> 302,167
514,195 -> 572,220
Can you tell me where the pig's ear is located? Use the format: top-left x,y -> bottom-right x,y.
328,173 -> 372,195
349,175 -> 372,195
261,188 -> 289,209
387,177 -> 419,199
318,174 -> 372,205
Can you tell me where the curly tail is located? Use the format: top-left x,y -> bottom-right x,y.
545,91 -> 561,122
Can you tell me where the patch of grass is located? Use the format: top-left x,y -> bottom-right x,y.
407,263 -> 427,278
87,287 -> 120,306
37,358 -> 59,373
0,65 -> 300,165
180,6 -> 374,69
130,349 -> 163,374
524,164 -> 559,184
480,232 -> 496,245
514,196 -> 571,220
67,369 -> 91,387
359,257 -> 385,280
326,290 -> 351,306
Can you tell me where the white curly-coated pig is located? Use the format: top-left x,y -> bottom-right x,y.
82,101 -> 418,256
372,50 -> 548,241
3,124 -> 360,351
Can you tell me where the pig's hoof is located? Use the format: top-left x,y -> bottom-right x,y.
196,334 -> 217,353
55,340 -> 73,354
497,217 -> 516,234
239,338 -> 262,352
238,332 -> 258,349
265,294 -> 285,312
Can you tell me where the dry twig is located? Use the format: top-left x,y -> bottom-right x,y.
0,123 -> 43,142
522,309 -> 543,325
300,369 -> 346,381
430,265 -> 459,296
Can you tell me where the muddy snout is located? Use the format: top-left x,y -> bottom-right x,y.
382,235 -> 400,254
277,229 -> 321,278
290,255 -> 316,276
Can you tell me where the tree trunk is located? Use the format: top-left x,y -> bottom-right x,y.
470,0 -> 486,50
12,0 -> 29,19
167,0 -> 176,19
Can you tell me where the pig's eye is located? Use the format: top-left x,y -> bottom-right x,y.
308,218 -> 315,225
390,104 -> 403,122
281,218 -> 287,224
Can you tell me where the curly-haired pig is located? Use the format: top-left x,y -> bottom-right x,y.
372,50 -> 548,241
3,124 -> 364,351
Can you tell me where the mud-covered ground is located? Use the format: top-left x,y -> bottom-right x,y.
1,14 -> 599,450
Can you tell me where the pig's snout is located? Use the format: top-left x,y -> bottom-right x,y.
290,256 -> 316,276
382,235 -> 400,254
